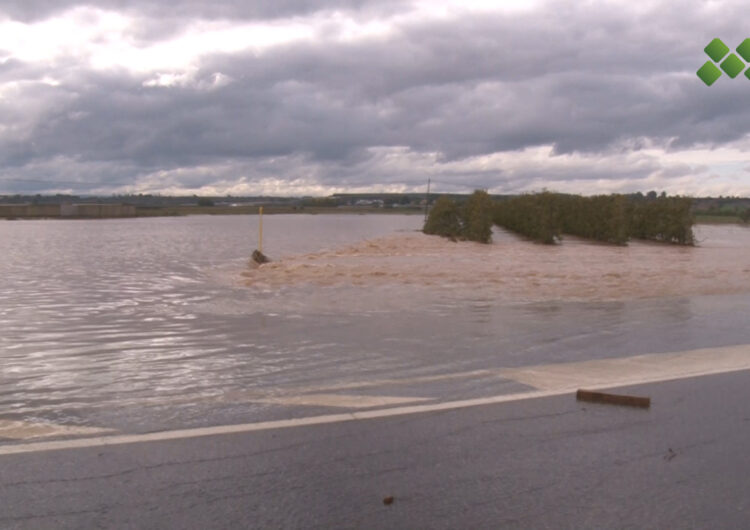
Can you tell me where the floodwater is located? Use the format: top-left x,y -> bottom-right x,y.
1,215 -> 750,435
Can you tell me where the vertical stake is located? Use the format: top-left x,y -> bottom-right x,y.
259,206 -> 263,253
424,178 -> 431,222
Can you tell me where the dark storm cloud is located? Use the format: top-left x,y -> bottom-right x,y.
167,1 -> 750,159
1,0 -> 750,194
0,0 -> 406,23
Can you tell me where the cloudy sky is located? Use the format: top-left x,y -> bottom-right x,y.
1,0 -> 750,196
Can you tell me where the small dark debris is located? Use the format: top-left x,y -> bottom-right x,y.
664,448 -> 677,462
576,389 -> 650,409
383,496 -> 394,506
251,249 -> 270,265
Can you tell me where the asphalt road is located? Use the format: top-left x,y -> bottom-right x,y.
1,370 -> 750,529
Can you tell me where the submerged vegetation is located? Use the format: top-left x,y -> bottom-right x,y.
628,194 -> 695,245
491,192 -> 561,245
423,190 -> 495,243
493,192 -> 695,245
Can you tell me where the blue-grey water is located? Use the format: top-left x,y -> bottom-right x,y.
1,215 -> 749,434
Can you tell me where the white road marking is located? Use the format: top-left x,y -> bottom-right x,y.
251,393 -> 432,408
0,420 -> 113,441
1,343 -> 749,457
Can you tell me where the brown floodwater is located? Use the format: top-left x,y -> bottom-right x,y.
244,225 -> 750,302
1,215 -> 749,436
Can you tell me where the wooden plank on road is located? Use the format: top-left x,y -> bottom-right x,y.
576,389 -> 650,408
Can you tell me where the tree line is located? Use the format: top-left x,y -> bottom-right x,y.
492,192 -> 695,245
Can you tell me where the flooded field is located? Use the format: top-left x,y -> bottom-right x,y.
1,215 -> 750,436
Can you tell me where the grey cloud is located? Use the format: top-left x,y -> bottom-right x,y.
0,0 -> 407,23
2,0 -> 750,195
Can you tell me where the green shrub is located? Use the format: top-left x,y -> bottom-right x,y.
423,191 -> 494,243
493,192 -> 560,244
461,190 -> 494,243
493,192 -> 694,246
630,196 -> 694,244
556,194 -> 629,245
423,196 -> 462,239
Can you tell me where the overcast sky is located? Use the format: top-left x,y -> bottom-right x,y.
1,0 -> 750,196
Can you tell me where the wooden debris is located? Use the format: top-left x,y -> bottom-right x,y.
382,496 -> 394,506
576,389 -> 650,408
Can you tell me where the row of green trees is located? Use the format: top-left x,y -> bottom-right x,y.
493,192 -> 695,245
629,196 -> 695,244
423,190 -> 494,243
491,192 -> 561,244
556,194 -> 630,245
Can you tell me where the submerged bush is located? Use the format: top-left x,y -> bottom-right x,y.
423,196 -> 461,239
556,194 -> 629,245
629,196 -> 694,244
423,190 -> 494,243
461,190 -> 494,243
493,192 -> 694,246
493,192 -> 560,244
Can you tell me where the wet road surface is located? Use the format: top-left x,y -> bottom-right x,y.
3,217 -> 750,527
1,369 -> 749,529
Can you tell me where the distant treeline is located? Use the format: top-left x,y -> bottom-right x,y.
493,192 -> 695,245
0,193 -> 292,207
694,199 -> 750,222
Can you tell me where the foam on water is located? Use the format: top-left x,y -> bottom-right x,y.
243,224 -> 750,303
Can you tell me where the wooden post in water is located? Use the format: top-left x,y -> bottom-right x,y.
251,206 -> 270,265
258,206 -> 263,253
424,178 -> 431,222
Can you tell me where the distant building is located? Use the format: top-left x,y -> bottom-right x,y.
354,199 -> 384,207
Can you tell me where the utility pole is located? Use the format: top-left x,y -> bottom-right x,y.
423,178 -> 431,222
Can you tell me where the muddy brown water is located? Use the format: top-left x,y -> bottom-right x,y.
2,215 -> 749,434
